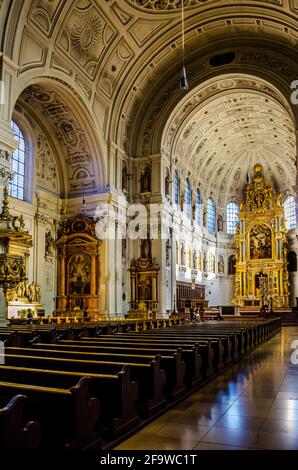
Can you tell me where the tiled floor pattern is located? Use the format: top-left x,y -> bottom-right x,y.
115,327 -> 298,450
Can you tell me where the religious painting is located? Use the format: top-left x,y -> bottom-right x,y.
138,273 -> 152,301
250,224 -> 272,259
68,253 -> 91,295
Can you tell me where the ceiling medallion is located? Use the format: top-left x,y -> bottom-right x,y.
71,14 -> 102,57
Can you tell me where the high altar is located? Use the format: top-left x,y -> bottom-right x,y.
232,164 -> 289,310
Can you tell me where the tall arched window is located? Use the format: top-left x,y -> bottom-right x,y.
283,195 -> 296,230
227,202 -> 239,234
185,179 -> 192,218
174,171 -> 179,206
207,198 -> 216,232
9,121 -> 25,200
196,191 -> 202,225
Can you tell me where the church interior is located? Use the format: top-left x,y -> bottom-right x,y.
0,0 -> 298,453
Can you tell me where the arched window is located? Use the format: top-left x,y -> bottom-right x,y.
283,195 -> 296,230
9,121 -> 25,200
227,202 -> 239,234
228,255 -> 236,275
185,179 -> 192,218
174,171 -> 179,206
196,191 -> 202,225
288,251 -> 297,272
207,198 -> 216,232
208,252 -> 215,273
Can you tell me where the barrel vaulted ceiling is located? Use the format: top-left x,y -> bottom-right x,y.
162,74 -> 296,206
1,0 -> 298,197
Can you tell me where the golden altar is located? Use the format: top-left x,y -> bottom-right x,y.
232,164 -> 289,309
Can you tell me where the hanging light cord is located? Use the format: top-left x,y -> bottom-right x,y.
181,0 -> 185,68
179,0 -> 189,91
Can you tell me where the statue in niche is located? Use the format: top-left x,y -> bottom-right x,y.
217,215 -> 224,232
122,165 -> 128,192
141,238 -> 151,259
45,230 -> 54,257
180,193 -> 185,211
122,239 -> 127,261
180,243 -> 185,265
17,280 -> 27,299
254,191 -> 265,209
203,206 -> 207,226
68,253 -> 91,295
193,250 -> 197,270
218,256 -> 224,275
165,172 -> 170,197
141,166 -> 151,192
166,239 -> 171,267
203,252 -> 207,272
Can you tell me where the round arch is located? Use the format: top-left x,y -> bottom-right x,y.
11,76 -> 107,197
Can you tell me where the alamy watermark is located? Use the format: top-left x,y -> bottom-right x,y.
291,340 -> 298,365
94,198 -> 179,241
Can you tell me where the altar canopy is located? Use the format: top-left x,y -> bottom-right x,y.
232,164 -> 289,309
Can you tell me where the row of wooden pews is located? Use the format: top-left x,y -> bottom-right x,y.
0,317 -> 281,450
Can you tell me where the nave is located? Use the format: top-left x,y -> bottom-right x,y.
116,327 -> 298,451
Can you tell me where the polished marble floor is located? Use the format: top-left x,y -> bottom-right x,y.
115,327 -> 298,450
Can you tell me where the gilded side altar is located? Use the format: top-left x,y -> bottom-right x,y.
232,164 -> 289,309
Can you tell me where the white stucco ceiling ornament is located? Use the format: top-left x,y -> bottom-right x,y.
162,74 -> 296,208
70,14 -> 102,57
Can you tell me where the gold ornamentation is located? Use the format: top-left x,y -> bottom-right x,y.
232,164 -> 289,309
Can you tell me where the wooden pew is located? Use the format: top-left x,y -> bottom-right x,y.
32,341 -> 202,390
0,376 -> 100,449
8,345 -> 185,401
60,337 -> 215,379
1,351 -> 166,418
0,395 -> 41,450
0,364 -> 138,439
77,334 -> 222,374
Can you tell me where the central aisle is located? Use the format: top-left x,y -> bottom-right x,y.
116,326 -> 298,450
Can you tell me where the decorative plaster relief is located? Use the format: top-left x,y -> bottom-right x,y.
21,84 -> 96,195
127,0 -> 282,11
29,0 -> 67,36
56,1 -> 116,80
